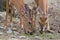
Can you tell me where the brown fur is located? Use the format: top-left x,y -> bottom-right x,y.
34,0 -> 50,33
6,0 -> 34,34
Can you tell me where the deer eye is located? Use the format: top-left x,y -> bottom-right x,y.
45,18 -> 47,20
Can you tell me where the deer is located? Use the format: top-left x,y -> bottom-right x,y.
5,0 -> 35,35
34,0 -> 53,33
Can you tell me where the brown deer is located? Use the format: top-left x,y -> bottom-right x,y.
5,0 -> 35,34
34,0 -> 52,33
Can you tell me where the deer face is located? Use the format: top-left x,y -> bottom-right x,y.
40,16 -> 47,25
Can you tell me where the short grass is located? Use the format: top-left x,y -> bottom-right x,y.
39,33 -> 56,39
19,34 -> 35,38
19,33 -> 56,39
